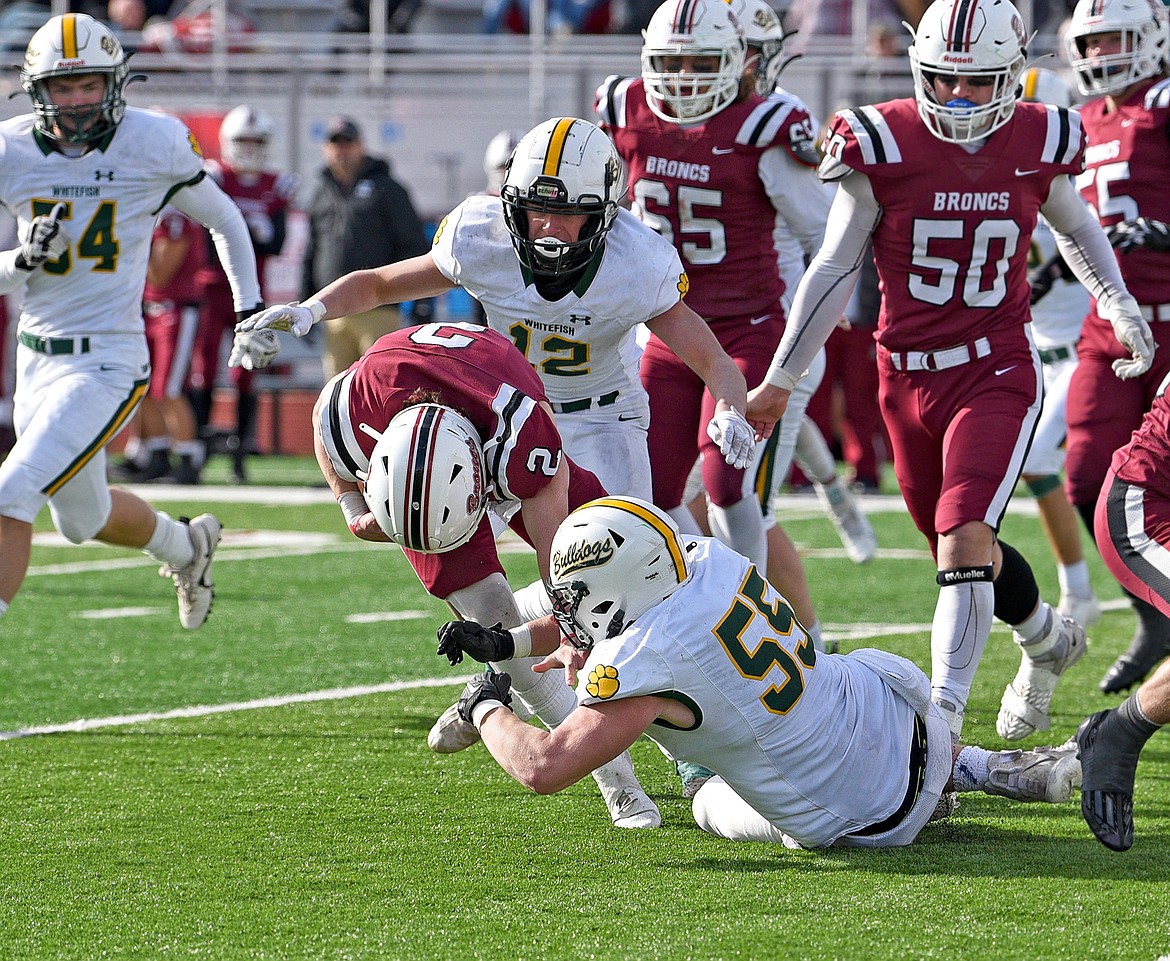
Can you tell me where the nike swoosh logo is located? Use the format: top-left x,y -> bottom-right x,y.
1121,118 -> 1135,127
712,146 -> 735,155
1015,168 -> 1039,176
618,413 -> 641,422
750,315 -> 770,325
995,366 -> 1017,376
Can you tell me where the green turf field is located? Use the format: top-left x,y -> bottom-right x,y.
1,470 -> 1167,961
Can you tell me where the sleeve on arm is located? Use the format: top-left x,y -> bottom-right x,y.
764,172 -> 880,390
172,174 -> 263,311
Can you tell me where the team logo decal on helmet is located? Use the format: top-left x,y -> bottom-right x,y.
357,404 -> 487,554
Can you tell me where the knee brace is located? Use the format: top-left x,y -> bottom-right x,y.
993,540 -> 1041,625
935,565 -> 994,587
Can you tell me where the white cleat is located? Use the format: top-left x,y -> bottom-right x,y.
816,479 -> 877,564
427,703 -> 482,753
985,742 -> 1082,803
160,513 -> 221,630
1057,591 -> 1101,630
997,615 -> 1087,741
593,751 -> 662,829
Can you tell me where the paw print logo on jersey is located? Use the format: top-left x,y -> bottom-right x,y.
677,271 -> 690,300
432,215 -> 448,246
587,664 -> 620,699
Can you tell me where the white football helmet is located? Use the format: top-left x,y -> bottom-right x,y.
1066,0 -> 1170,97
728,0 -> 792,96
21,13 -> 131,145
220,104 -> 275,174
641,0 -> 747,123
908,0 -> 1030,143
500,117 -> 625,277
546,496 -> 693,650
1020,66 -> 1074,107
483,129 -> 523,194
357,405 -> 487,554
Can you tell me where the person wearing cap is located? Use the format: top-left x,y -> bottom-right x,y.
301,115 -> 434,379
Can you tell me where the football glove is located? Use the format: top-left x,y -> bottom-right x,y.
17,202 -> 70,270
437,620 -> 515,666
456,671 -> 513,726
228,328 -> 281,370
1107,309 -> 1155,380
1108,217 -> 1170,254
707,406 -> 754,469
235,299 -> 326,337
1027,253 -> 1074,306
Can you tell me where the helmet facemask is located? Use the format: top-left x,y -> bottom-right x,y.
501,117 -> 623,278
1067,0 -> 1170,97
908,0 -> 1029,144
21,14 -> 131,146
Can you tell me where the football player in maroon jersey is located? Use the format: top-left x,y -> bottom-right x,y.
1065,0 -> 1170,693
749,0 -> 1154,744
190,105 -> 296,484
596,0 -> 829,573
1078,369 -> 1170,851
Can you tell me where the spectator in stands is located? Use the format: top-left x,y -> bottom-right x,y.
483,0 -> 611,34
331,0 -> 422,33
105,0 -> 148,38
300,115 -> 433,379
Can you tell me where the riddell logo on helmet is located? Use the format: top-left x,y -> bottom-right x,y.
941,55 -> 975,64
552,538 -> 614,579
54,58 -> 88,69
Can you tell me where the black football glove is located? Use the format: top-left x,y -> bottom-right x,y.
456,671 -> 513,725
1027,252 -> 1074,306
437,620 -> 515,666
16,202 -> 69,270
1108,217 -> 1170,254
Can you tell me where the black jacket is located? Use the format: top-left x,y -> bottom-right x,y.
300,154 -> 434,319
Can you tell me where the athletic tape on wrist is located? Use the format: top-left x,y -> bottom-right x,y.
509,623 -> 532,659
337,490 -> 367,533
471,699 -> 506,731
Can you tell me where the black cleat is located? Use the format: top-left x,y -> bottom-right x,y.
1076,709 -> 1137,852
1099,633 -> 1170,694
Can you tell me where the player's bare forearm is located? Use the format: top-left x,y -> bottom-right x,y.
746,383 -> 791,439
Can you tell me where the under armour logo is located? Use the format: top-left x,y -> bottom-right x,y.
568,313 -> 592,326
94,169 -> 115,181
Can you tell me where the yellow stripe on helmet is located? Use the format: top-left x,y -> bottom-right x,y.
1022,68 -> 1039,102
541,117 -> 577,177
589,496 -> 688,583
62,14 -> 78,60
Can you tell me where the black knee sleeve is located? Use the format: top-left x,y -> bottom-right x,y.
994,540 -> 1041,625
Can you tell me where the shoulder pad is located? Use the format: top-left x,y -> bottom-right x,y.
1039,105 -> 1084,167
596,75 -> 635,128
736,94 -> 806,150
821,105 -> 903,171
1144,77 -> 1170,110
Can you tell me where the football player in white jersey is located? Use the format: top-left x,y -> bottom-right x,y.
439,496 -> 1083,847
1019,67 -> 1101,632
0,14 -> 264,629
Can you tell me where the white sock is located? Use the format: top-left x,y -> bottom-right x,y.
794,417 -> 837,484
143,512 -> 195,568
708,497 -> 767,567
951,746 -> 992,793
930,581 -> 994,725
0,598 -> 8,619
497,655 -> 577,727
1014,602 -> 1054,648
1058,560 -> 1091,598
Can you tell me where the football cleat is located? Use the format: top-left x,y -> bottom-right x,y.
816,478 -> 877,564
160,513 -> 220,630
1057,591 -> 1101,630
1099,631 -> 1170,694
593,751 -> 661,829
985,742 -> 1082,803
1076,709 -> 1138,851
998,614 -> 1086,740
427,703 -> 482,753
